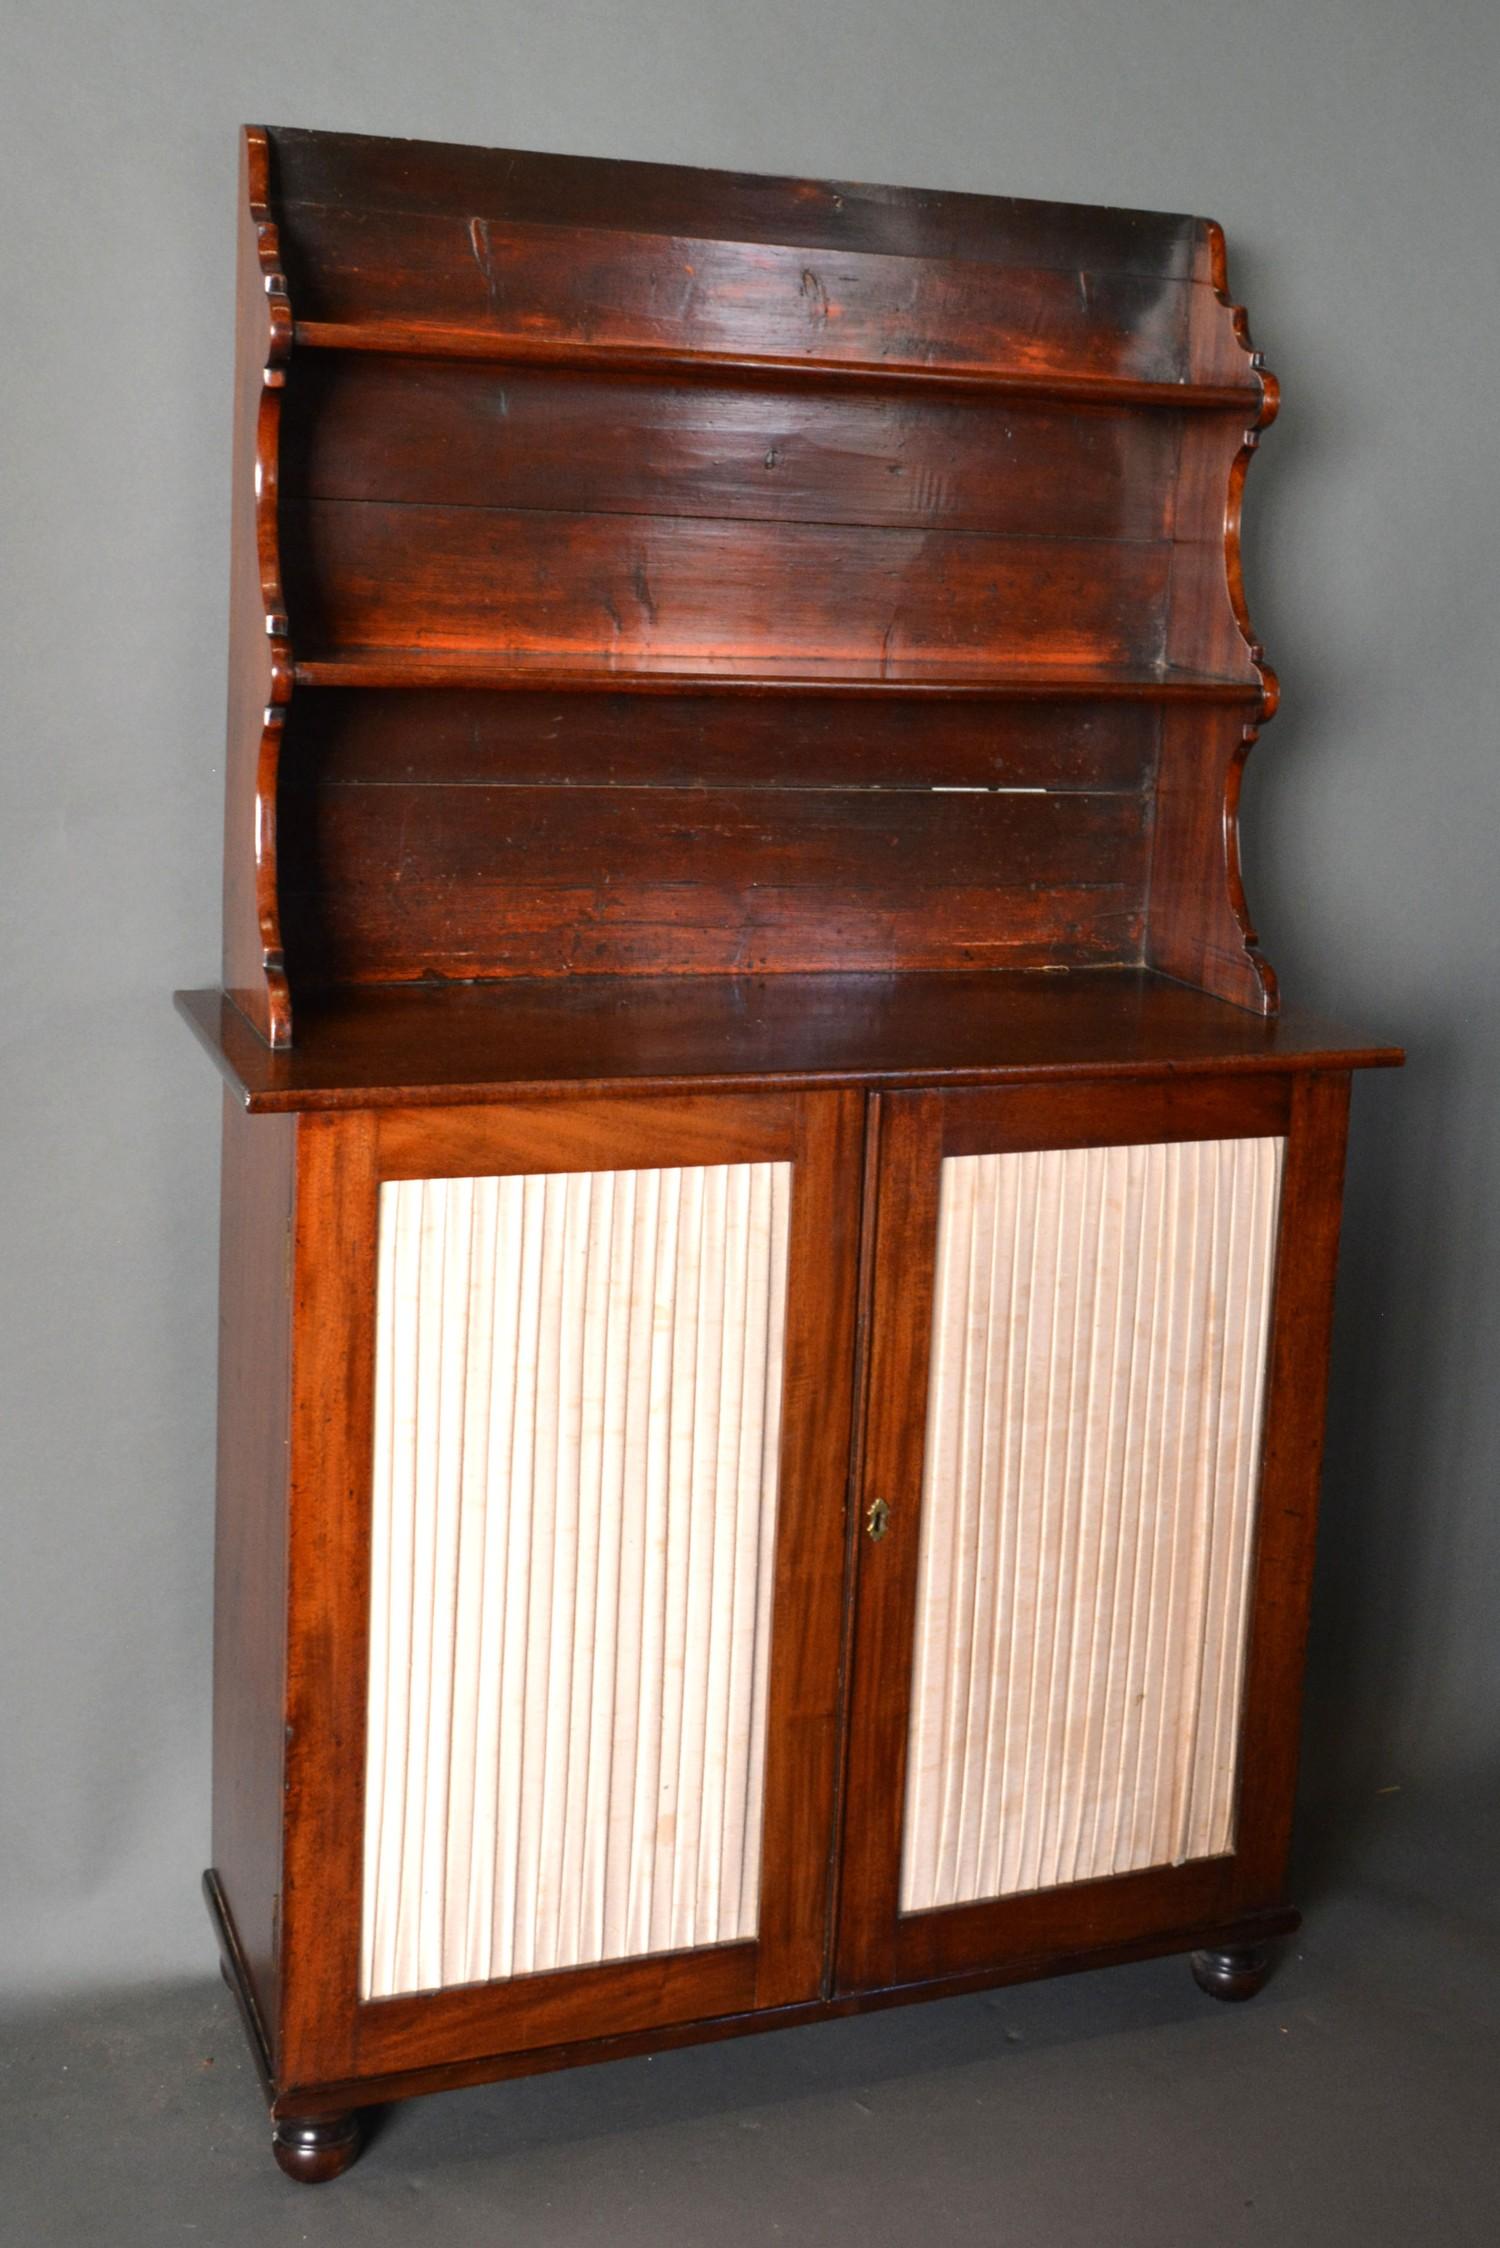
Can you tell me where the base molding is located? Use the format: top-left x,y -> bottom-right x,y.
204,1869 -> 273,2099
206,1866 -> 1299,2124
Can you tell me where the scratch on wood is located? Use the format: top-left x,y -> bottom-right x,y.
631,559 -> 659,627
799,268 -> 830,320
468,216 -> 501,314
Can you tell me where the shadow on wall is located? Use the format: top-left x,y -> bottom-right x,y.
1225,236 -> 1489,1848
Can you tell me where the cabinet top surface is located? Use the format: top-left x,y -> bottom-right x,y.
178,971 -> 1401,1114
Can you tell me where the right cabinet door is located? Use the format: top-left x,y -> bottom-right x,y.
836,1071 -> 1350,1996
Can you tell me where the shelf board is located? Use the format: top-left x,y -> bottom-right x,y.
293,647 -> 1269,704
294,318 -> 1266,414
177,971 -> 1403,1115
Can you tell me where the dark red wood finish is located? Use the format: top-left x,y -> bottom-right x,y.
223,124 -> 1278,1045
203,1054 -> 1373,2137
260,1091 -> 861,2103
834,1070 -> 1352,1996
223,127 -> 293,1046
280,766 -> 1151,985
210,1095 -> 296,2042
281,357 -> 1186,537
177,972 -> 1402,1118
211,1889 -> 1297,2128
194,126 -> 1402,2179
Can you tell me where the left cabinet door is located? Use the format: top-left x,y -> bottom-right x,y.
277,1089 -> 863,2096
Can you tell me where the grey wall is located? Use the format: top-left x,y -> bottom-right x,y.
3,0 -> 1496,2001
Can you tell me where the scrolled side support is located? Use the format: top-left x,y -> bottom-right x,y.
224,123 -> 295,1048
1150,220 -> 1280,1013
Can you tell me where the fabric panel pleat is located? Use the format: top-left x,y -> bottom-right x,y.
900,1136 -> 1283,1915
362,1161 -> 790,2000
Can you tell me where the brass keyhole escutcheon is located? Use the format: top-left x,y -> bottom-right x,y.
866,1497 -> 892,1542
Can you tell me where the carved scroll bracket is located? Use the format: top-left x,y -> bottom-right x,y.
225,125 -> 295,1047
1149,223 -> 1281,1013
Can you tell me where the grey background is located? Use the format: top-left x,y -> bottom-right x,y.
2,0 -> 1495,2004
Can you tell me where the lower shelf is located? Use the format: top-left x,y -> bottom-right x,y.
291,646 -> 1270,701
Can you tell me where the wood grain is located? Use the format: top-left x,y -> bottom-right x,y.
284,687 -> 1161,794
935,1072 -> 1291,1157
278,205 -> 1205,388
835,1074 -> 1315,1995
283,356 -> 1182,540
287,502 -> 1170,672
197,127 -> 1400,2172
1147,221 -> 1279,1012
176,975 -> 1402,1117
830,1089 -> 944,1989
266,125 -> 1213,279
279,777 -> 1151,984
223,126 -> 294,1046
1146,707 -> 1276,1013
291,649 -> 1260,699
356,1941 -> 759,2075
1225,1071 -> 1352,1909
260,1897 -> 1299,2115
375,1095 -> 798,1181
225,126 -> 1283,1035
210,1094 -> 296,2057
271,1090 -> 859,2084
277,1111 -> 379,2090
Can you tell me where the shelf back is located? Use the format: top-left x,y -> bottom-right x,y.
226,126 -> 1278,1038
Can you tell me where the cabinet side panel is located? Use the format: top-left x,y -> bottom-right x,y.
211,1093 -> 297,2045
900,1134 -> 1282,1913
362,1160 -> 791,1999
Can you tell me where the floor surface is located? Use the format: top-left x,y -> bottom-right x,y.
4,1782 -> 1497,2246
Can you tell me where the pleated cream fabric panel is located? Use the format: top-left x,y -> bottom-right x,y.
362,1161 -> 791,2000
900,1135 -> 1283,1916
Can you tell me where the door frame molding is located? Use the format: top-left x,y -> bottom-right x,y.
276,1089 -> 864,2089
834,1070 -> 1350,1996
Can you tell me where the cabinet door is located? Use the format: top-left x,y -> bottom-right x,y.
836,1073 -> 1349,1996
279,1090 -> 861,2092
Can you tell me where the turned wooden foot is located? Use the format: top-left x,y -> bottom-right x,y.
1191,1943 -> 1274,2002
271,2112 -> 363,2183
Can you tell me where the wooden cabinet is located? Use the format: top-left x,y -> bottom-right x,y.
181,126 -> 1400,2181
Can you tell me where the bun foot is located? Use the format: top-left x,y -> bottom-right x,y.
272,2112 -> 363,2183
1191,1943 -> 1274,2002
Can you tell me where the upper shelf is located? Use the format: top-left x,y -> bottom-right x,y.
293,647 -> 1270,703
292,318 -> 1270,414
220,126 -> 1285,1051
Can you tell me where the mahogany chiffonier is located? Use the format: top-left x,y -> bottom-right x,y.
178,124 -> 1402,2182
